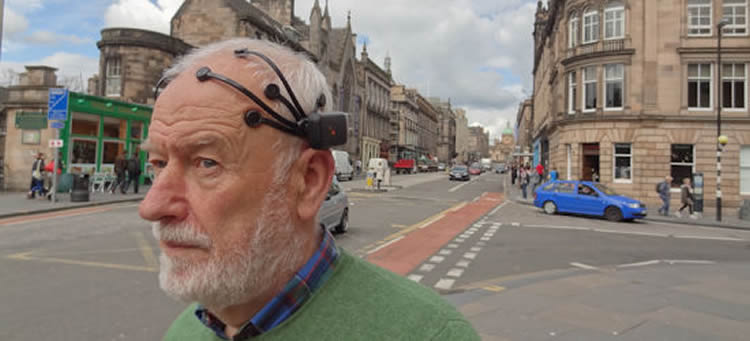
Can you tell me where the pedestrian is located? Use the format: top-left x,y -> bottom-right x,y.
592,168 -> 600,182
355,159 -> 362,176
140,38 -> 479,341
511,163 -> 517,185
549,167 -> 558,181
27,153 -> 46,199
520,166 -> 530,199
676,177 -> 696,219
111,152 -> 127,194
656,176 -> 672,216
124,153 -> 141,194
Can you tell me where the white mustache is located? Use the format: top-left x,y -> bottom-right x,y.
152,221 -> 212,249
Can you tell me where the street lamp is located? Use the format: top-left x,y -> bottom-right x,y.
716,18 -> 729,222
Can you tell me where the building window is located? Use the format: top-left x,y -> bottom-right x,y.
613,143 -> 632,182
671,144 -> 694,188
741,145 -> 750,194
687,0 -> 712,36
583,9 -> 600,44
569,15 -> 579,48
604,3 -> 625,39
583,66 -> 597,112
568,71 -> 577,114
105,58 -> 122,97
604,64 -> 624,109
688,63 -> 712,109
722,63 -> 746,109
723,0 -> 748,35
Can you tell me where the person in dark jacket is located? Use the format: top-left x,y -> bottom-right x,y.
124,153 -> 141,194
111,153 -> 127,194
28,153 -> 46,199
677,177 -> 696,219
657,176 -> 672,216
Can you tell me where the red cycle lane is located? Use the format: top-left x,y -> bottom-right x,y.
367,192 -> 503,275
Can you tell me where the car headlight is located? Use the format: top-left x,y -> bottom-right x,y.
627,203 -> 640,209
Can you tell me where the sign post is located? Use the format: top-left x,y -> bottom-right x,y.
48,88 -> 69,203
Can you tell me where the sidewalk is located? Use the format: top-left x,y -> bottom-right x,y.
0,188 -> 148,219
501,175 -> 750,230
447,262 -> 750,340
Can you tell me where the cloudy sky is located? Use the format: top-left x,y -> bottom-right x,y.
1,0 -> 537,141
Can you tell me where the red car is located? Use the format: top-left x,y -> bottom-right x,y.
468,166 -> 481,175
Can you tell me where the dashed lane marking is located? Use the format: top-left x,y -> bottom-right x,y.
455,238 -> 466,243
482,285 -> 506,293
463,252 -> 477,260
618,260 -> 661,268
419,264 -> 436,272
511,222 -> 521,227
434,278 -> 456,290
407,274 -> 423,283
470,246 -> 482,252
430,256 -> 445,263
456,260 -> 471,268
446,243 -> 459,249
663,260 -> 716,265
673,235 -> 746,242
570,262 -> 599,270
438,249 -> 452,255
476,241 -> 487,246
488,201 -> 509,216
447,268 -> 465,278
480,237 -> 490,241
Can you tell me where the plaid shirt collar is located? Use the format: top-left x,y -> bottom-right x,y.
195,229 -> 339,340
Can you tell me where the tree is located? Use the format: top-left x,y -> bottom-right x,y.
57,74 -> 85,92
0,68 -> 20,86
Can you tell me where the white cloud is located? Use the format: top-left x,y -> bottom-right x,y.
25,31 -> 91,45
6,0 -> 44,13
0,52 -> 99,88
104,0 -> 183,35
3,8 -> 30,38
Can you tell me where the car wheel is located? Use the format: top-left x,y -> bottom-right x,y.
335,208 -> 349,233
605,206 -> 623,222
543,201 -> 557,215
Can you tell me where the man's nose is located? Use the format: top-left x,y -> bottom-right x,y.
139,167 -> 188,223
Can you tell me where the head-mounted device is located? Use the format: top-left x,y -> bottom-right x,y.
154,48 -> 347,150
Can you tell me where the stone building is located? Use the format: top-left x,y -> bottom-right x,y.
490,123 -> 515,162
416,93 -> 439,160
357,44 -> 393,168
454,108 -> 469,164
514,99 -> 533,163
467,125 -> 490,162
429,98 -> 457,163
92,0 -> 362,158
530,0 -> 750,213
389,85 -> 420,162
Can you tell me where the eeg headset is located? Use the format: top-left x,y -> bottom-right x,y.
153,48 -> 348,150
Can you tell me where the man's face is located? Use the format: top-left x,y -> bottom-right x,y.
139,58 -> 304,309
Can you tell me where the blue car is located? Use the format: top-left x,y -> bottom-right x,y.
533,180 -> 647,222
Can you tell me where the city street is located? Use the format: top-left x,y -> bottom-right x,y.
2,172 -> 750,340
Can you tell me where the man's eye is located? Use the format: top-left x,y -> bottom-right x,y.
151,160 -> 167,169
199,159 -> 218,168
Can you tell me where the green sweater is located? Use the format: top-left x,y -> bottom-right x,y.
164,250 -> 479,341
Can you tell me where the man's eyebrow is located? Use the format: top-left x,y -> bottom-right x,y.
176,135 -> 230,153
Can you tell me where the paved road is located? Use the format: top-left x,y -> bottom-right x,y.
1,171 -> 749,340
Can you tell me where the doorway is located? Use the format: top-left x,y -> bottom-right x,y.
581,143 -> 600,181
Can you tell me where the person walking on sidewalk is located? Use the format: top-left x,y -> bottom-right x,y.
520,165 -> 530,199
27,153 -> 46,199
111,153 -> 127,194
511,163 -> 517,185
123,153 -> 141,194
549,167 -> 558,182
656,176 -> 672,216
676,177 -> 697,219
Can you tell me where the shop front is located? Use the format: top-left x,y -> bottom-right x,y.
60,92 -> 152,184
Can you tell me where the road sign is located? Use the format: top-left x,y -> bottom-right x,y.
15,112 -> 48,129
50,121 -> 65,129
48,88 -> 69,121
48,139 -> 64,148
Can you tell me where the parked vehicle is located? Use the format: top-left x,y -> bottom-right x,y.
533,180 -> 647,222
318,176 -> 349,233
393,159 -> 417,174
468,165 -> 482,175
332,150 -> 353,181
480,158 -> 492,172
449,165 -> 470,181
437,163 -> 446,171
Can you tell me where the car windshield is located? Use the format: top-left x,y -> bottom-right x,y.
453,166 -> 467,171
593,183 -> 618,196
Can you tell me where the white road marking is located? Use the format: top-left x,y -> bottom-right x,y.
449,178 -> 478,192
446,243 -> 459,249
430,256 -> 445,263
456,260 -> 471,267
483,232 -> 495,237
450,202 -> 468,212
464,252 -> 477,260
419,264 -> 436,272
407,274 -> 423,283
447,268 -> 465,277
511,222 -> 521,227
489,201 -> 509,216
489,225 -> 500,230
476,241 -> 487,246
418,214 -> 445,229
455,238 -> 466,243
674,235 -> 746,242
593,229 -> 669,238
438,249 -> 452,255
434,278 -> 456,290
366,236 -> 404,254
460,234 -> 471,239
470,246 -> 482,252
473,224 -> 484,228
468,227 -> 479,232
480,237 -> 490,241
570,262 -> 599,270
663,259 -> 716,265
618,260 -> 661,268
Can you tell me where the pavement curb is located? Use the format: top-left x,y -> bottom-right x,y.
0,197 -> 144,220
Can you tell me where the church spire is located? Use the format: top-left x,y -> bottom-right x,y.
324,0 -> 330,18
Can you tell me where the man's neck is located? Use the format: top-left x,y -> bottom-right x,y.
212,223 -> 323,339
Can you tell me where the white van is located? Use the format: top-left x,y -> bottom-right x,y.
332,150 -> 353,181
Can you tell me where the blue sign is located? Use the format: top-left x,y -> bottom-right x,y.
48,88 -> 69,121
50,121 -> 65,129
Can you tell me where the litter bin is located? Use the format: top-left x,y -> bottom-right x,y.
56,173 -> 73,193
70,174 -> 90,202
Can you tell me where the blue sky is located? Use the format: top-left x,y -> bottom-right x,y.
2,0 -> 538,141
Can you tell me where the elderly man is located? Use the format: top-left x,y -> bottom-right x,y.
139,38 -> 478,341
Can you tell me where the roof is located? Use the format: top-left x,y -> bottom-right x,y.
502,126 -> 514,136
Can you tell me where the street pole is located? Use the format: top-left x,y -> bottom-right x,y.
716,20 -> 727,222
51,128 -> 59,203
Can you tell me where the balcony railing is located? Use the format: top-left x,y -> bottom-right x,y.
565,38 -> 632,61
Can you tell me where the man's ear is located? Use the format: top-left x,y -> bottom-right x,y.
294,149 -> 335,222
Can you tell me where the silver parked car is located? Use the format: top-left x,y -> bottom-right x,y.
318,176 -> 349,233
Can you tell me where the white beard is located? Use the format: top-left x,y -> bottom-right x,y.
152,187 -> 306,310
